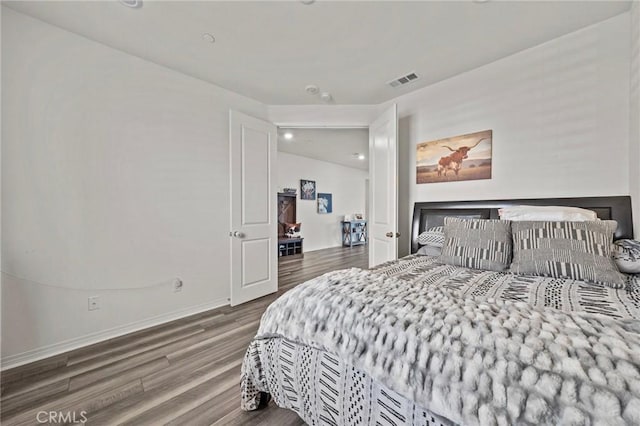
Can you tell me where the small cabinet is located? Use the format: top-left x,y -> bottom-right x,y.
279,238 -> 304,259
277,192 -> 303,258
341,220 -> 367,247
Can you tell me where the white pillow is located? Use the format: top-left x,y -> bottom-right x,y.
613,239 -> 640,274
416,245 -> 442,257
498,205 -> 597,222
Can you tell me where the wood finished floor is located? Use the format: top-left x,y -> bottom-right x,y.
1,245 -> 368,426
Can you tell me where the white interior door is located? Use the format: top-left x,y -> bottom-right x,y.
368,104 -> 398,267
230,111 -> 277,306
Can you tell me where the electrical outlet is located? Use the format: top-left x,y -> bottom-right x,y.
88,296 -> 100,311
173,278 -> 183,293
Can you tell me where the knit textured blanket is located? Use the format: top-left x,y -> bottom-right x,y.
253,268 -> 640,425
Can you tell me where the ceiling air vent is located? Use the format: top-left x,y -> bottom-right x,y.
387,72 -> 419,88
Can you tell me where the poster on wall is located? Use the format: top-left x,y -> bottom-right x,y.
300,179 -> 316,200
317,193 -> 332,214
416,130 -> 492,184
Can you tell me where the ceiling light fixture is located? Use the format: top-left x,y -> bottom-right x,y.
358,154 -> 366,160
300,0 -> 315,4
119,0 -> 142,8
202,33 -> 216,43
283,132 -> 294,140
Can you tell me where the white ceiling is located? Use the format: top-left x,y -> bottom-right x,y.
4,1 -> 630,105
278,128 -> 369,171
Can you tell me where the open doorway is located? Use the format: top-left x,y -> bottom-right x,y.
275,127 -> 369,276
230,106 -> 396,306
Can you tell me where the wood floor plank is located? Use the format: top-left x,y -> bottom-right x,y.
166,383 -> 238,426
165,320 -> 258,364
0,378 -> 69,418
67,323 -> 205,366
0,245 -> 367,425
2,328 -> 204,399
90,359 -> 243,425
0,354 -> 68,387
213,405 -> 305,426
2,379 -> 145,426
68,356 -> 170,392
122,363 -> 241,425
143,339 -> 251,393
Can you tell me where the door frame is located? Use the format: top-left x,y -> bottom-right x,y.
270,107 -> 392,261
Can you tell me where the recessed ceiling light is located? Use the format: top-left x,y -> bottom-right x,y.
300,0 -> 315,4
358,154 -> 366,160
305,85 -> 319,95
283,132 -> 293,140
119,0 -> 142,8
202,33 -> 216,43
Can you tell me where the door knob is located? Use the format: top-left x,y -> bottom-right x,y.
231,231 -> 244,238
385,232 -> 393,238
395,232 -> 401,238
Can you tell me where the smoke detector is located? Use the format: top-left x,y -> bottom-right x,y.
202,33 -> 216,43
119,0 -> 142,8
305,85 -> 319,95
387,72 -> 419,88
320,92 -> 332,102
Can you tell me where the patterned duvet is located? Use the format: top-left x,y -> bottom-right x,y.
241,255 -> 640,425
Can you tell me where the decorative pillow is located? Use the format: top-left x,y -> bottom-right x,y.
498,205 -> 597,222
511,220 -> 625,288
439,217 -> 512,272
417,226 -> 445,247
613,239 -> 640,274
416,245 -> 442,257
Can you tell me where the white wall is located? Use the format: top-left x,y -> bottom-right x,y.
631,3 -> 640,239
277,152 -> 367,252
1,8 -> 267,366
390,14 -> 631,255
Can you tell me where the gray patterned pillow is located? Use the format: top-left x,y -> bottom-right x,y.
613,239 -> 640,274
417,226 -> 445,247
439,218 -> 512,272
511,220 -> 625,288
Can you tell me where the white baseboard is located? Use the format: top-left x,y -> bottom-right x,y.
0,298 -> 229,370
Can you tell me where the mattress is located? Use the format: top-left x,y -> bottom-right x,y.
241,255 -> 640,425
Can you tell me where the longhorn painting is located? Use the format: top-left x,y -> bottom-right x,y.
416,130 -> 492,184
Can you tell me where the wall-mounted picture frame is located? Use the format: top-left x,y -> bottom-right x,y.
300,179 -> 316,200
317,193 -> 332,214
416,129 -> 492,184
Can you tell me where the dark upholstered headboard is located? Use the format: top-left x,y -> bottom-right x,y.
411,196 -> 633,254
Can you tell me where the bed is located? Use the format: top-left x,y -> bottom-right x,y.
241,196 -> 639,425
